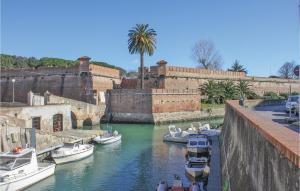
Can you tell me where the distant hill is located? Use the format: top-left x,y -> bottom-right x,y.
0,54 -> 126,75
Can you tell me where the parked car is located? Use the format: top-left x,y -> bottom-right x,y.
285,95 -> 299,113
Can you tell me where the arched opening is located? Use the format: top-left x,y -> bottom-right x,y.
53,114 -> 63,132
71,112 -> 77,129
82,118 -> 92,130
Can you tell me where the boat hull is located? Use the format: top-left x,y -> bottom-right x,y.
163,134 -> 188,143
187,147 -> 209,154
0,164 -> 55,191
52,146 -> 94,164
94,135 -> 122,144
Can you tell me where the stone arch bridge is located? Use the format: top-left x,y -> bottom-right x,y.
44,92 -> 105,128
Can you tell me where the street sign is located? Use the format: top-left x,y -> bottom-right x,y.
294,65 -> 299,77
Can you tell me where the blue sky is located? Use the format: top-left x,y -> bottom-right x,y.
1,0 -> 299,77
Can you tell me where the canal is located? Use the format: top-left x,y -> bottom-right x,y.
27,118 -> 223,191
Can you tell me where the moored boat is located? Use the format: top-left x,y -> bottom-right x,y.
93,130 -> 122,144
51,143 -> 94,164
185,157 -> 210,178
0,147 -> 55,191
171,175 -> 185,191
186,134 -> 210,154
163,125 -> 192,143
156,180 -> 168,191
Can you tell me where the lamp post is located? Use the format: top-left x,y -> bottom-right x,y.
12,79 -> 15,103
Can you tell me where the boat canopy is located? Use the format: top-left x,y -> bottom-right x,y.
0,150 -> 32,171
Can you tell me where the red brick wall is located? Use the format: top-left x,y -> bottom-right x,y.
109,89 -> 201,114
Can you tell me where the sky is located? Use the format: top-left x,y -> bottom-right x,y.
1,0 -> 299,77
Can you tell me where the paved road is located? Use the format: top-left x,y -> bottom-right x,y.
254,104 -> 300,133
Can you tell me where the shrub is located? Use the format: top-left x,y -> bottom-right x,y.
263,91 -> 281,100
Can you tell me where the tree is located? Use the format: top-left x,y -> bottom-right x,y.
192,40 -> 222,70
128,24 -> 157,89
200,80 -> 218,103
278,61 -> 296,79
223,80 -> 238,100
228,60 -> 247,74
236,80 -> 254,99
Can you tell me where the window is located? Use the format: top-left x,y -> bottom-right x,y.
32,117 -> 41,130
53,114 -> 63,132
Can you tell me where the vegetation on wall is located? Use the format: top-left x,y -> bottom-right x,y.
0,54 -> 126,75
200,79 -> 258,104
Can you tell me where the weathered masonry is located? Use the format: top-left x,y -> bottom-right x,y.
122,60 -> 299,96
221,100 -> 300,191
0,56 -> 121,105
108,89 -> 224,123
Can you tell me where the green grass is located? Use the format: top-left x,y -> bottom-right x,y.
201,103 -> 225,110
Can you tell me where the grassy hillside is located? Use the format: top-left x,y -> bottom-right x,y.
0,54 -> 126,75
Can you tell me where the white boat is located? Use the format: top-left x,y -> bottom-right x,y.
185,157 -> 210,178
189,182 -> 204,191
163,125 -> 193,143
51,143 -> 94,164
93,130 -> 122,144
0,147 -> 55,191
156,180 -> 168,191
187,134 -> 210,154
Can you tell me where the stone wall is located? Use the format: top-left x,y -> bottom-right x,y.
107,89 -> 219,124
0,104 -> 72,134
0,59 -> 121,105
137,62 -> 299,96
221,100 -> 300,191
45,93 -> 105,128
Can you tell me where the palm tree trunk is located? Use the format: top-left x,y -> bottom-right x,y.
140,52 -> 144,89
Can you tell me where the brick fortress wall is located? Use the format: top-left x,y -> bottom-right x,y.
130,60 -> 299,96
0,56 -> 121,105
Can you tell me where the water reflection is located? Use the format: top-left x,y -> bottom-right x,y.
25,119 -> 223,191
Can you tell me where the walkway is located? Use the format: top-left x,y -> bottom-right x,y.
254,104 -> 299,133
207,135 -> 221,191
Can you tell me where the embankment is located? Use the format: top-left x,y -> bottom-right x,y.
221,100 -> 299,191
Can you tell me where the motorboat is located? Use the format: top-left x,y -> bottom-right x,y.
156,180 -> 168,191
0,147 -> 55,191
93,130 -> 122,144
189,182 -> 204,191
185,157 -> 210,178
187,134 -> 210,154
51,142 -> 94,164
171,175 -> 185,191
190,123 -> 221,137
163,125 -> 193,143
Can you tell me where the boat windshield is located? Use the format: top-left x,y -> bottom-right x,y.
189,141 -> 198,146
0,151 -> 32,171
198,141 -> 207,146
189,162 -> 205,168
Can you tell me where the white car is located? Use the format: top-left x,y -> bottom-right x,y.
285,95 -> 299,113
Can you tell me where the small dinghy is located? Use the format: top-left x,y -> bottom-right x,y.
189,182 -> 204,191
187,134 -> 211,155
93,130 -> 122,144
163,125 -> 192,143
0,147 -> 55,191
185,157 -> 210,178
51,142 -> 94,164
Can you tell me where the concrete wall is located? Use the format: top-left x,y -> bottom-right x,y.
0,104 -> 72,134
221,100 -> 300,191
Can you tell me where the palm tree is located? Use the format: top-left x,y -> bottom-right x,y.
128,24 -> 157,89
236,80 -> 253,99
228,60 -> 247,74
223,80 -> 238,100
200,80 -> 218,103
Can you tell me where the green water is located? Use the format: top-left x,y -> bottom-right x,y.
27,119 -> 223,191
